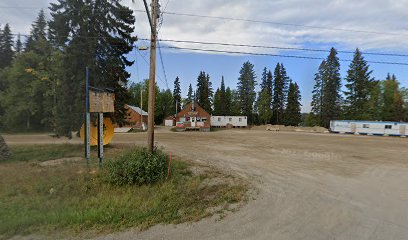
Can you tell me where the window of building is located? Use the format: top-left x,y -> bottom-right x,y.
218,117 -> 221,122
363,124 -> 369,128
229,118 -> 232,122
202,118 -> 207,122
385,125 -> 392,129
239,118 -> 242,122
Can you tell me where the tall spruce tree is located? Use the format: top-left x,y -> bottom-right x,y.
196,71 -> 213,113
344,48 -> 374,120
225,87 -> 233,115
173,76 -> 181,113
15,34 -> 23,54
257,67 -> 273,124
284,81 -> 302,126
25,9 -> 47,54
0,24 -> 14,69
237,61 -> 257,124
213,88 -> 221,115
272,63 -> 289,124
49,0 -> 136,136
187,83 -> 193,103
219,76 -> 227,115
321,48 -> 342,128
311,60 -> 326,126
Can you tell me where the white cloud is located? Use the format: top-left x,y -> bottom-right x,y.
1,0 -> 408,52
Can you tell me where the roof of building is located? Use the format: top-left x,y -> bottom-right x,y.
332,120 -> 408,124
127,105 -> 148,116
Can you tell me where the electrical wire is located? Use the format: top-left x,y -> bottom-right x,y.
157,38 -> 170,89
159,45 -> 408,66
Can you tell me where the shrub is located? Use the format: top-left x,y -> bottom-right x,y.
105,147 -> 169,186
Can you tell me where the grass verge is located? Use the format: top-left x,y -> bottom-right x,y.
0,145 -> 248,239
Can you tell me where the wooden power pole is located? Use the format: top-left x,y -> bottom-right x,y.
147,0 -> 159,152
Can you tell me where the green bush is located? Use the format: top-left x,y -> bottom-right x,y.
105,147 -> 169,186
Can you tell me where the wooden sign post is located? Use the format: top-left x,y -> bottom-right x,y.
84,67 -> 115,167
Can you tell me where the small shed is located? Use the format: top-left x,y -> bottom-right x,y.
175,102 -> 211,131
123,104 -> 148,128
164,116 -> 176,127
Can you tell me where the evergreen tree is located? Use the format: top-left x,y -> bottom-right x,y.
237,61 -> 257,124
311,60 -> 326,126
284,82 -> 302,126
0,24 -> 14,69
367,80 -> 382,121
213,88 -> 221,115
196,71 -> 213,113
25,9 -> 48,54
272,63 -> 289,124
321,48 -> 342,128
382,74 -> 404,121
344,48 -> 374,120
173,76 -> 181,113
219,76 -> 227,115
49,0 -> 136,137
230,89 -> 241,116
225,87 -> 233,115
15,34 -> 23,54
257,67 -> 272,124
187,83 -> 193,103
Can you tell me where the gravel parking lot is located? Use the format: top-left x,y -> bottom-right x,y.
5,129 -> 408,240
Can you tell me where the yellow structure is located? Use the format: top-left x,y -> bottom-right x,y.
80,118 -> 114,146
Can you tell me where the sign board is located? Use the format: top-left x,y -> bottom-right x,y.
89,90 -> 115,113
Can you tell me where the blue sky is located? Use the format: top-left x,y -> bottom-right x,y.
1,0 -> 408,112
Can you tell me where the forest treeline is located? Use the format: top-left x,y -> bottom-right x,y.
0,1 -> 407,134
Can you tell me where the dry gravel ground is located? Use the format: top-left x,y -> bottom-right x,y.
4,129 -> 408,240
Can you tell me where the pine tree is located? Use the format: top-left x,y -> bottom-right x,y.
213,88 -> 221,115
237,61 -> 257,124
219,76 -> 227,115
173,76 -> 181,113
272,63 -> 289,124
26,9 -> 48,54
49,0 -> 136,136
0,24 -> 14,69
187,83 -> 193,103
321,48 -> 342,128
344,48 -> 374,120
230,89 -> 241,116
367,80 -> 382,121
15,34 -> 23,54
257,67 -> 272,124
284,82 -> 302,126
225,87 -> 233,115
311,60 -> 326,126
196,71 -> 213,113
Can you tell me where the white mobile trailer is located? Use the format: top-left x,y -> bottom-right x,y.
330,120 -> 408,136
211,116 -> 248,128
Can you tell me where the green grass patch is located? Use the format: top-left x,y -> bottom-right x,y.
0,145 -> 248,239
8,144 -> 83,162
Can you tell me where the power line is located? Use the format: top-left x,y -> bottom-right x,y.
159,45 -> 408,66
139,38 -> 408,58
159,11 -> 408,37
136,49 -> 167,86
157,39 -> 169,89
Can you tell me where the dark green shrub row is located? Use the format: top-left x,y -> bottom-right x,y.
105,147 -> 169,186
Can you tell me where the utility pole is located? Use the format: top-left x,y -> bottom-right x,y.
147,0 -> 159,152
140,89 -> 144,129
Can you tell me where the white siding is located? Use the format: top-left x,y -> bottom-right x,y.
164,120 -> 174,127
211,116 -> 248,127
330,120 -> 408,136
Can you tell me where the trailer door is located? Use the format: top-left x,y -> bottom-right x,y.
400,125 -> 406,136
351,123 -> 357,133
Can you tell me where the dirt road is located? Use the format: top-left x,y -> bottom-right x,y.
4,129 -> 408,239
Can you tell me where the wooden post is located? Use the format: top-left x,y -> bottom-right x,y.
147,0 -> 159,152
85,67 -> 91,161
97,112 -> 104,166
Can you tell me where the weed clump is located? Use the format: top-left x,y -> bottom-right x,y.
105,147 -> 168,186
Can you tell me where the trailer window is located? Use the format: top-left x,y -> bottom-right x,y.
385,125 -> 392,129
239,118 -> 242,122
229,118 -> 232,122
218,117 -> 221,122
363,124 -> 369,128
